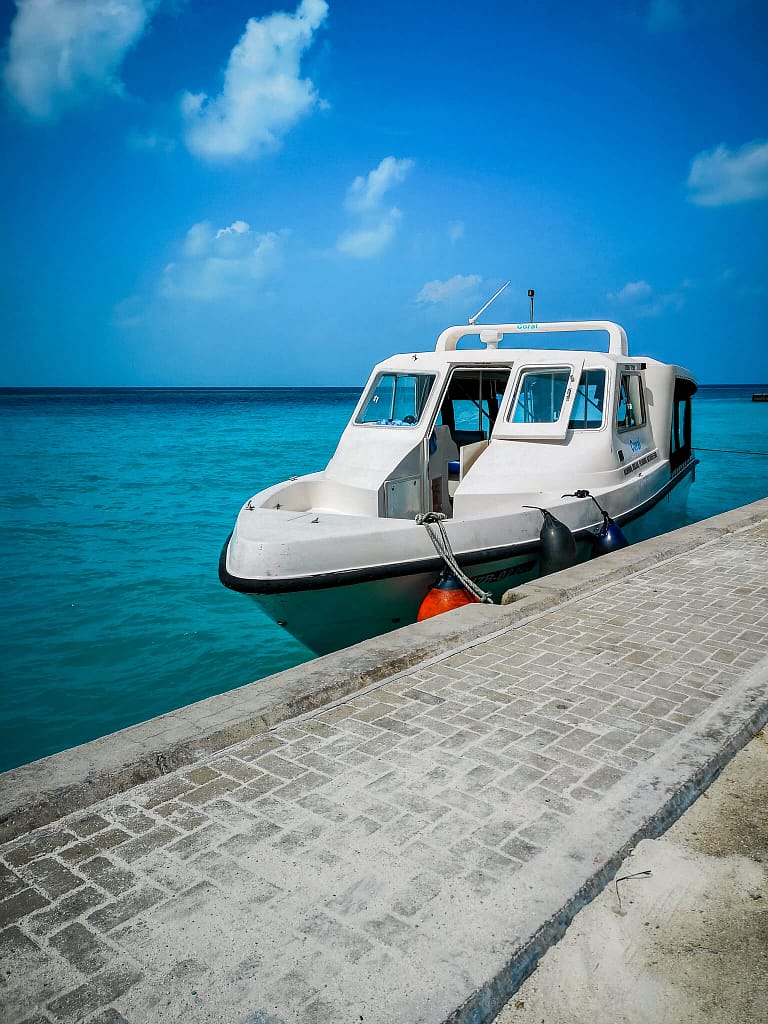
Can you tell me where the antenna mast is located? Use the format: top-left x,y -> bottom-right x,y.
528,289 -> 535,323
468,280 -> 510,325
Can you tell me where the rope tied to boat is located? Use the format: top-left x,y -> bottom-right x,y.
415,512 -> 493,604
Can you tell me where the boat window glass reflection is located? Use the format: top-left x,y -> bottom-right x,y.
617,373 -> 646,431
569,369 -> 606,429
509,368 -> 571,424
356,373 -> 435,426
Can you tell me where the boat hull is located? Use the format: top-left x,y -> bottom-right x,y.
244,549 -> 542,655
226,464 -> 695,655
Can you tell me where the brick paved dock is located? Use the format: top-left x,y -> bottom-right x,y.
1,499 -> 767,1024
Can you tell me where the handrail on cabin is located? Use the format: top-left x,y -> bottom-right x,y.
435,321 -> 629,357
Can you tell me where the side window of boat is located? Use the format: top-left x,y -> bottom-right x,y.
569,369 -> 606,429
670,377 -> 695,469
616,373 -> 646,431
509,368 -> 571,424
356,373 -> 435,426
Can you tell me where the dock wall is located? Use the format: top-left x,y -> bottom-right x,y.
2,497 -> 767,845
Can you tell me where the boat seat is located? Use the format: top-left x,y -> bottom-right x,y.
460,438 -> 488,477
447,439 -> 489,498
429,425 -> 459,514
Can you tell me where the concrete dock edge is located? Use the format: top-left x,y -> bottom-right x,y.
2,497 -> 767,1024
2,496 -> 767,846
444,659 -> 768,1024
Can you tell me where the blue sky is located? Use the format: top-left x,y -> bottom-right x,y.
1,0 -> 766,385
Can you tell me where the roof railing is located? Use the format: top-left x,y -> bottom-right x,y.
435,321 -> 629,357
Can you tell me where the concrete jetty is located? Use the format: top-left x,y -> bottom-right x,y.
1,498 -> 767,1024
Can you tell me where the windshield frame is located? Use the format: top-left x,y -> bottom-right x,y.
355,371 -> 436,427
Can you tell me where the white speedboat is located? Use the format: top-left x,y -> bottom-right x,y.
220,319 -> 697,654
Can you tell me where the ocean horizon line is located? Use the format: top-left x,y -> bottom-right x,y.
0,385 -> 365,393
2,383 -> 767,394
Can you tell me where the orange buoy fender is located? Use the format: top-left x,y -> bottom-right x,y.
417,568 -> 480,621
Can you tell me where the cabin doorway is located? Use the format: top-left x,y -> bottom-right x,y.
428,367 -> 512,515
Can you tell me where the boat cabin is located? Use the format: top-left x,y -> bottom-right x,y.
265,321 -> 696,521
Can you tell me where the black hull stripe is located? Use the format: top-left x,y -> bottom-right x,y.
219,459 -> 697,596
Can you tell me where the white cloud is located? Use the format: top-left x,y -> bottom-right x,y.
160,219 -> 285,301
415,274 -> 482,305
3,0 -> 153,120
182,0 -> 327,161
345,156 -> 414,214
448,221 -> 464,243
608,280 -> 654,303
336,211 -> 401,260
127,129 -> 177,153
686,140 -> 768,207
608,279 -> 684,318
336,156 -> 413,260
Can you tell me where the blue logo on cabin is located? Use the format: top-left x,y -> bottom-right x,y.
629,439 -> 642,453
516,323 -> 539,330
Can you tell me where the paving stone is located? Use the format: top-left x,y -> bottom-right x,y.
271,771 -> 328,802
0,922 -> 46,961
23,857 -> 85,899
219,820 -> 282,853
81,828 -> 132,853
183,766 -> 221,785
255,755 -> 307,781
140,777 -> 195,809
144,803 -> 208,830
297,911 -> 372,963
180,778 -> 242,806
390,872 -> 442,917
58,840 -> 103,865
295,794 -> 348,822
213,756 -> 265,783
70,814 -> 112,838
5,832 -> 76,867
404,839 -> 462,875
0,861 -> 27,899
500,835 -> 541,862
167,825 -> 228,861
48,921 -> 112,973
46,963 -> 142,1023
0,926 -> 58,1022
113,826 -> 181,864
236,734 -> 288,759
78,857 -> 138,896
496,765 -> 546,791
0,887 -> 50,927
27,885 -> 106,936
87,887 -> 163,932
113,810 -> 157,834
88,1010 -> 131,1024
136,852 -> 207,895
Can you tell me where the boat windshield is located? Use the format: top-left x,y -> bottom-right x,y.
356,372 -> 435,426
509,368 -> 571,424
569,369 -> 606,429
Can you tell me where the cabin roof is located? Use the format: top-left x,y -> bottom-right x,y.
364,321 -> 696,385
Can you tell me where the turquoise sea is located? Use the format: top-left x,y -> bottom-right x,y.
2,385 -> 767,772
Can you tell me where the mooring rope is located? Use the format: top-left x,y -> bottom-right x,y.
695,447 -> 768,456
415,511 -> 493,603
